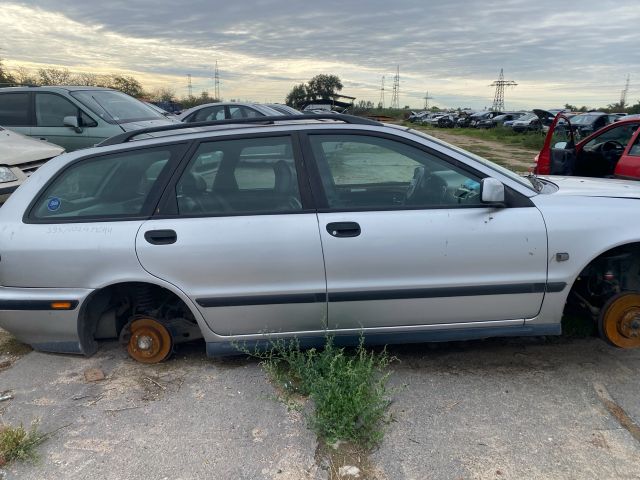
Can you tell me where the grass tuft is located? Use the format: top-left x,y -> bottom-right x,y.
0,421 -> 47,466
252,336 -> 394,449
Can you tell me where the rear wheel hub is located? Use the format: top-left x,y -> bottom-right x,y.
127,317 -> 173,363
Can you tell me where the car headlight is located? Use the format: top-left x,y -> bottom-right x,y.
0,166 -> 18,183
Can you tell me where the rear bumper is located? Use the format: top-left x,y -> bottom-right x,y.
0,286 -> 93,354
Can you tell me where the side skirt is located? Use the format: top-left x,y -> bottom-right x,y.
205,323 -> 562,357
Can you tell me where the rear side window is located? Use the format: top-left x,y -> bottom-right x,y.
175,136 -> 302,215
30,146 -> 182,221
0,93 -> 30,126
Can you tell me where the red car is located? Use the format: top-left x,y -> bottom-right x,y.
535,115 -> 640,179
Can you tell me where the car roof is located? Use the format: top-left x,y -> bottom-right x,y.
0,85 -> 115,93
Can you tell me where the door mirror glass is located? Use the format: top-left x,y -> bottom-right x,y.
481,178 -> 505,204
553,141 -> 567,149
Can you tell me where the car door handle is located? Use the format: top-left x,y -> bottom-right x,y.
326,222 -> 361,238
144,229 -> 177,245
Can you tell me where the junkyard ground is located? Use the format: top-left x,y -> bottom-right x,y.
1,329 -> 640,480
408,125 -> 539,172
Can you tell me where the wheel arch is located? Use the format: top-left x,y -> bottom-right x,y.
77,278 -> 206,356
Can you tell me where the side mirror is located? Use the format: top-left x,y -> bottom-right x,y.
553,141 -> 567,149
63,116 -> 82,133
481,178 -> 505,205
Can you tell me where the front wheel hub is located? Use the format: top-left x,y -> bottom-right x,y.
599,292 -> 640,348
127,317 -> 173,363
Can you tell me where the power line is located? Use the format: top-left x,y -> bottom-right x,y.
390,65 -> 400,109
620,74 -> 630,109
423,91 -> 434,110
489,68 -> 517,111
378,76 -> 385,109
213,61 -> 221,100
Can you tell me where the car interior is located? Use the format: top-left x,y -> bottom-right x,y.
176,139 -> 302,215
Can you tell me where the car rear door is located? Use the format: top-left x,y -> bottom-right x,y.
135,133 -> 327,336
0,92 -> 32,136
303,131 -> 548,331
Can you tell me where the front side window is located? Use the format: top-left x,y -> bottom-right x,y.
629,133 -> 640,157
309,134 -> 484,209
35,93 -> 96,127
31,146 -> 178,220
0,93 -> 30,126
175,136 -> 302,215
584,124 -> 640,151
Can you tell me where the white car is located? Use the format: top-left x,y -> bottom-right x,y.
0,126 -> 64,202
178,102 -> 282,123
0,113 -> 639,364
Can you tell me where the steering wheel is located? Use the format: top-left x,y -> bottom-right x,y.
404,166 -> 448,205
600,140 -> 625,152
596,140 -> 625,176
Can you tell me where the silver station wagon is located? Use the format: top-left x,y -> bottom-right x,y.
1,114 -> 640,363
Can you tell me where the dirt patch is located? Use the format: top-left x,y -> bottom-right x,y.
316,441 -> 387,480
413,127 -> 537,172
0,328 -> 32,365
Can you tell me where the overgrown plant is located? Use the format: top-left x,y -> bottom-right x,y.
253,337 -> 394,449
0,421 -> 47,466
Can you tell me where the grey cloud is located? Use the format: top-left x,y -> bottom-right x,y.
6,0 -> 640,107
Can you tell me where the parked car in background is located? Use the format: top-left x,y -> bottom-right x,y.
0,126 -> 64,202
3,114 -> 640,364
469,111 -> 503,128
266,104 -> 303,115
437,114 -> 458,128
477,112 -> 525,128
569,112 -> 619,138
178,102 -> 282,123
144,102 -> 181,121
408,111 -> 430,123
456,112 -> 476,128
0,86 -> 176,152
512,112 -> 543,132
535,114 -> 640,178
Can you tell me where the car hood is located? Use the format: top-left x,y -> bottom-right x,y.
0,128 -> 65,165
543,176 -> 640,199
119,118 -> 179,131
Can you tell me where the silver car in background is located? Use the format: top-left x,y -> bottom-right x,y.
1,113 -> 640,363
178,102 -> 282,123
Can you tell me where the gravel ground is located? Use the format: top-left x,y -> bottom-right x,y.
1,335 -> 639,480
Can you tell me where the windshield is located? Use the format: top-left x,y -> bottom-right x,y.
517,113 -> 536,121
408,128 -> 535,191
70,90 -> 165,124
571,114 -> 601,125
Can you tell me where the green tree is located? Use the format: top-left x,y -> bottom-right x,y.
37,67 -> 72,85
627,100 -> 640,115
109,75 -> 144,97
0,58 -> 15,86
285,83 -> 308,108
306,74 -> 343,99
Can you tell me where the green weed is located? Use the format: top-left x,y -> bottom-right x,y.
252,337 -> 394,449
0,422 -> 47,466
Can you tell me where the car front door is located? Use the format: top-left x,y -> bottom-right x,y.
615,126 -> 640,179
32,93 -> 107,151
304,132 -> 548,331
135,134 -> 327,336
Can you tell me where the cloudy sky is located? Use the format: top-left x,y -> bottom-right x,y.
1,0 -> 638,110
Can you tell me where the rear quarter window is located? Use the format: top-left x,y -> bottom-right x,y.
28,145 -> 183,222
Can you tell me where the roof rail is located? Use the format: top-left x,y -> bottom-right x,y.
98,113 -> 383,147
